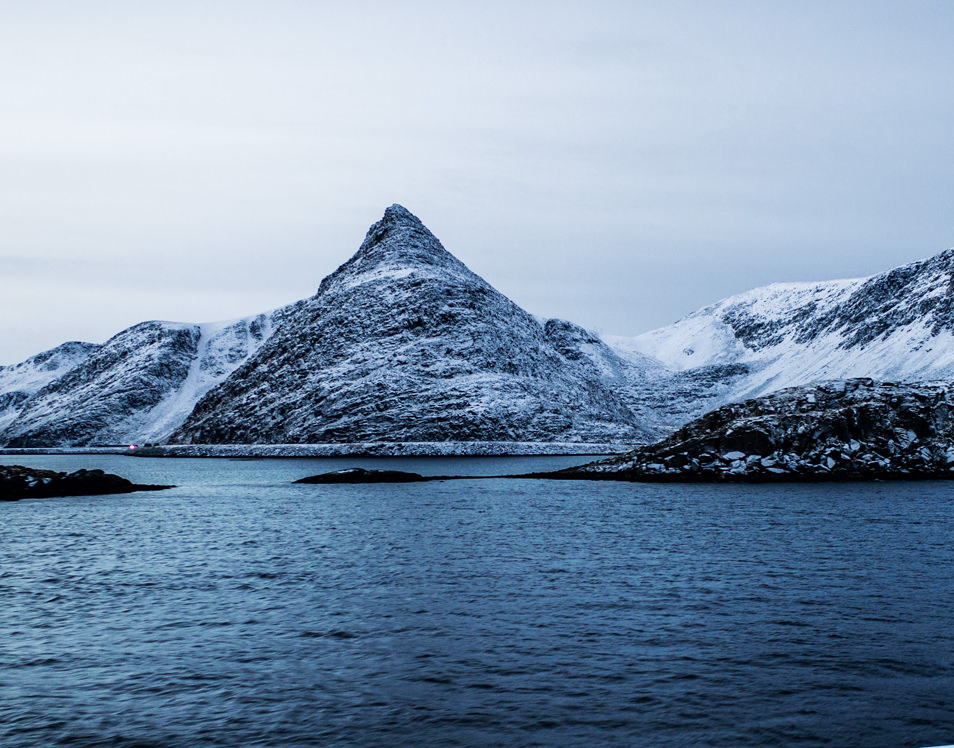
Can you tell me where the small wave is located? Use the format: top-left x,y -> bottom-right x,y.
299,629 -> 357,639
12,657 -> 62,667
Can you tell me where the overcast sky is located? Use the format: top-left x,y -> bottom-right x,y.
2,0 -> 953,364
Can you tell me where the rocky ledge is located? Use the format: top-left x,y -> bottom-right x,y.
558,379 -> 954,482
0,465 -> 173,501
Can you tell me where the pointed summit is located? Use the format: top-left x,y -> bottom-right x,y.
363,203 -> 425,242
380,203 -> 420,224
357,203 -> 442,259
170,204 -> 646,446
318,204 -> 475,294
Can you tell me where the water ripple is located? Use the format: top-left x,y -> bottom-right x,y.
1,455 -> 953,747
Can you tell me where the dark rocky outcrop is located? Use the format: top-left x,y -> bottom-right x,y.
0,465 -> 173,501
558,379 -> 954,481
295,468 -> 429,484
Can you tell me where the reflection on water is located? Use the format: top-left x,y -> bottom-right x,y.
1,455 -> 952,747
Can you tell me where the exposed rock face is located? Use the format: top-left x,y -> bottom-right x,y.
0,464 -> 172,501
571,379 -> 954,481
171,205 -> 650,445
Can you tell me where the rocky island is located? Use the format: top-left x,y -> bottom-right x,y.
295,468 -> 430,484
0,465 -> 173,501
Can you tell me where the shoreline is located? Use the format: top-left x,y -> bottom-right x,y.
0,442 -> 630,459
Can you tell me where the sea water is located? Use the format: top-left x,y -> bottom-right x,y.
1,455 -> 952,747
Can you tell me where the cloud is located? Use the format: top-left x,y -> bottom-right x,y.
1,1 -> 953,363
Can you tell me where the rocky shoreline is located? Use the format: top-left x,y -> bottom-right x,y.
122,442 -> 627,458
0,465 -> 173,501
559,379 -> 954,482
290,379 -> 954,484
8,379 -> 954,486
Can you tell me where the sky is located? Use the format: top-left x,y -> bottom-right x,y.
2,0 -> 953,364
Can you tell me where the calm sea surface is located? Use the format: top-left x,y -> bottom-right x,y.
1,454 -> 952,748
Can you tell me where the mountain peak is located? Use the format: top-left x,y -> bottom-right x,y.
357,203 -> 439,256
318,205 -> 474,295
381,203 -> 419,224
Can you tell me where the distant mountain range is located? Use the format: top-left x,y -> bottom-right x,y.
619,246 -> 954,399
3,204 -> 953,449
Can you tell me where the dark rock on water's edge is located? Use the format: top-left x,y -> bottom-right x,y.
559,379 -> 954,483
0,465 -> 173,501
296,468 -> 534,484
295,468 -> 519,484
295,468 -> 431,484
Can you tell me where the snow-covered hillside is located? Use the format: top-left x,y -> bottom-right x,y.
608,248 -> 954,418
0,342 -> 100,434
1,309 -> 295,446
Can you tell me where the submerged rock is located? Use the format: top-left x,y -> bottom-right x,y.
0,465 -> 173,501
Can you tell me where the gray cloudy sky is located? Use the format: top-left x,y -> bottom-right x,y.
2,0 -> 953,364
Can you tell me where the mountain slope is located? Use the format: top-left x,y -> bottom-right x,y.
2,309 -> 295,447
171,205 -> 651,445
0,341 -> 100,434
6,206 -> 954,450
609,248 -> 954,419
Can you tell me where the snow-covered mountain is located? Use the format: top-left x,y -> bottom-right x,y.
4,203 -> 954,450
2,310 -> 296,447
170,205 -> 651,445
0,341 -> 100,435
609,248 -> 954,421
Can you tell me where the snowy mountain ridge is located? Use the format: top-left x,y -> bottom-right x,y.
609,247 -> 954,415
2,307 -> 298,447
0,341 -> 101,434
614,278 -> 865,371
